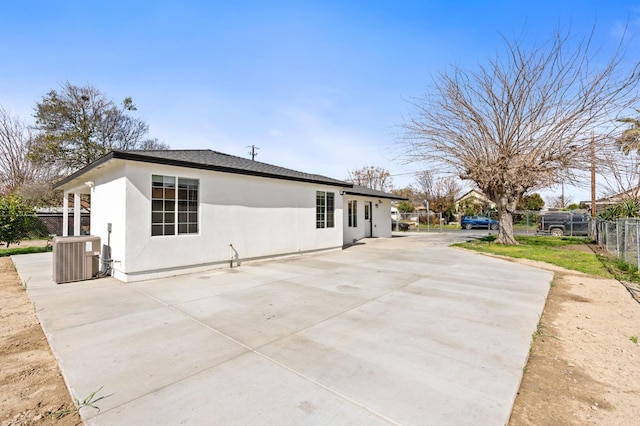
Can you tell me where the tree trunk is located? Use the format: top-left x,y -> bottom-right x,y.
496,195 -> 519,245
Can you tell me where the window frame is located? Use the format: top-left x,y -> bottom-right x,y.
316,191 -> 335,229
151,174 -> 199,237
348,199 -> 357,228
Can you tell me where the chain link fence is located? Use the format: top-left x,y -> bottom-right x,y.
392,210 -> 542,232
592,218 -> 640,269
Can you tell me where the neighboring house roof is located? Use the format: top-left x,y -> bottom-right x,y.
580,185 -> 640,210
55,149 -> 352,189
455,189 -> 495,206
343,185 -> 408,201
595,185 -> 640,203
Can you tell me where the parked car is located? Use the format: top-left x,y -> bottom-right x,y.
461,216 -> 499,230
537,211 -> 591,237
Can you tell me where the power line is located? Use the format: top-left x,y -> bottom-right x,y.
388,171 -> 419,177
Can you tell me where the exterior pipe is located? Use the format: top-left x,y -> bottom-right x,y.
229,243 -> 234,268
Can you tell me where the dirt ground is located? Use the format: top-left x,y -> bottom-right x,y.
508,258 -> 640,425
1,242 -> 639,425
0,256 -> 81,426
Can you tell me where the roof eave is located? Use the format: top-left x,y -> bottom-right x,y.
342,190 -> 408,201
53,151 -> 116,190
54,150 -> 352,189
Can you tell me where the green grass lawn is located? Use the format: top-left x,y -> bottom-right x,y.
0,245 -> 52,257
454,235 -> 640,282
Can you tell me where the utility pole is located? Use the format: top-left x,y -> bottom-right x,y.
590,132 -> 596,217
247,145 -> 259,161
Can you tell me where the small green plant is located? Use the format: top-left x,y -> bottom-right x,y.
48,407 -> 73,420
533,322 -> 544,339
631,336 -> 638,345
75,386 -> 112,412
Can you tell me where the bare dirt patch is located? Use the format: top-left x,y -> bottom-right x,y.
560,241 -> 610,256
509,264 -> 640,425
0,257 -> 81,426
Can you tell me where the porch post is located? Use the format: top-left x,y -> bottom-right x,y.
62,192 -> 69,236
73,192 -> 81,236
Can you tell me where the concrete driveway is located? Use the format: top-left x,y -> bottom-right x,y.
13,233 -> 552,425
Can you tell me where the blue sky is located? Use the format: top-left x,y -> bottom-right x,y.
2,1 -> 640,202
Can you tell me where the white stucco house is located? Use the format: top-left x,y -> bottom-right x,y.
54,150 -> 406,282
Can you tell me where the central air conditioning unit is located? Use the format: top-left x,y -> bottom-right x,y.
53,236 -> 101,284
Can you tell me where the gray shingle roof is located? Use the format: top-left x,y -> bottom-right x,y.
55,149 -> 351,188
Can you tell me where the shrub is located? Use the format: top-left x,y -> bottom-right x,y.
0,194 -> 37,247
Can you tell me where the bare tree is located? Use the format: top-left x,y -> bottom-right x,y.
346,166 -> 393,191
0,107 -> 63,205
545,194 -> 574,210
402,29 -> 640,244
598,143 -> 640,201
0,106 -> 33,194
413,170 -> 435,205
593,109 -> 640,200
414,170 -> 461,221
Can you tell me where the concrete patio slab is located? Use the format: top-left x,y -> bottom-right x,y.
93,352 -> 390,425
176,280 -> 368,348
47,306 -> 248,419
12,233 -> 553,425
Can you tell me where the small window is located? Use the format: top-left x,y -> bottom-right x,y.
152,175 -> 199,236
151,175 -> 176,236
316,191 -> 335,229
348,200 -> 357,227
326,192 -> 335,228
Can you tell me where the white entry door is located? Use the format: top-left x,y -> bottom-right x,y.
364,201 -> 373,237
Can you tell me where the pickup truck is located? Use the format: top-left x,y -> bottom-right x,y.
537,212 -> 591,237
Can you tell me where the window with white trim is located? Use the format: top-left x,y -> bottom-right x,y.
152,175 -> 199,236
316,191 -> 335,228
348,200 -> 357,227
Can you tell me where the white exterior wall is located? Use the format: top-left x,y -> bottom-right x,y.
100,162 -> 345,281
89,161 -> 127,273
372,198 -> 392,238
342,196 -> 392,245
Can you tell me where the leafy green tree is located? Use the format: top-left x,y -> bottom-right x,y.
0,193 -> 35,247
30,82 -> 169,172
397,201 -> 415,212
518,193 -> 545,211
565,203 -> 581,211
